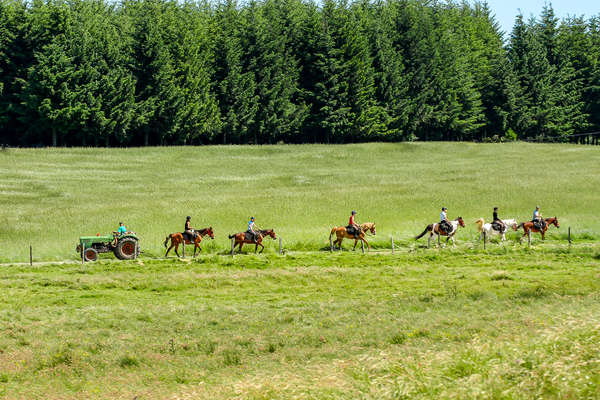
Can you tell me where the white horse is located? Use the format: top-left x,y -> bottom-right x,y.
474,218 -> 518,242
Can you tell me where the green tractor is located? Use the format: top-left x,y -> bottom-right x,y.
77,233 -> 140,262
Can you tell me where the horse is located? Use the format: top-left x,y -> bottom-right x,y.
228,229 -> 277,253
517,217 -> 559,241
329,222 -> 376,251
415,217 -> 465,247
164,227 -> 214,257
474,218 -> 518,243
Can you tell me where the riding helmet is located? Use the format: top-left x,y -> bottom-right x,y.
351,210 -> 356,215
186,216 -> 191,220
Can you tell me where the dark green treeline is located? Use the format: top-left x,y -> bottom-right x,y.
1,0 -> 599,146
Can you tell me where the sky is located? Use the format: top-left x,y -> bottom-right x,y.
481,0 -> 599,37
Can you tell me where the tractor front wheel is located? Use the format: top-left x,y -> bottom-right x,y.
84,247 -> 98,262
114,238 -> 138,260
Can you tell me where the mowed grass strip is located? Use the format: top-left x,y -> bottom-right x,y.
0,142 -> 599,262
0,250 -> 598,399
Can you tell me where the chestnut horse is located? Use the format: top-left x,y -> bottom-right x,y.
164,227 -> 214,257
228,229 -> 277,253
415,217 -> 465,247
329,222 -> 376,251
517,217 -> 559,241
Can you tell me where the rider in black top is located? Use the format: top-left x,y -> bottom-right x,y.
492,207 -> 504,232
184,216 -> 195,241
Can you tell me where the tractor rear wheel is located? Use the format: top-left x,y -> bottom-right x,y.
84,247 -> 98,262
114,237 -> 138,260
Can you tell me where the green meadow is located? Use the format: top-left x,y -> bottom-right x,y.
0,142 -> 598,262
0,250 -> 599,399
0,143 -> 599,399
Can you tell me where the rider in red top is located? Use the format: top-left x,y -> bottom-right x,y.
347,211 -> 360,238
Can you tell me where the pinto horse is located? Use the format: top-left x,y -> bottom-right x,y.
517,217 -> 559,241
475,218 -> 518,243
329,222 -> 376,251
164,227 -> 214,257
228,229 -> 277,253
415,217 -> 465,247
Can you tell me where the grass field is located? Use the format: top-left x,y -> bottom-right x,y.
0,142 -> 599,262
0,143 -> 599,399
0,249 -> 599,399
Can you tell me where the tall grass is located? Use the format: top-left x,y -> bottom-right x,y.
0,251 -> 598,398
0,142 -> 598,261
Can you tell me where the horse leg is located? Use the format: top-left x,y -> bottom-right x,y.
353,239 -> 358,251
363,237 -> 370,251
165,242 -> 172,257
174,244 -> 180,257
238,242 -> 243,253
259,242 -> 265,254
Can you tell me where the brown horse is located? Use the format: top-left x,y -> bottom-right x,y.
415,217 -> 465,247
228,229 -> 277,253
164,227 -> 214,257
517,217 -> 559,241
329,222 -> 376,251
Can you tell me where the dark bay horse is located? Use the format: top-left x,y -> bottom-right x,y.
164,227 -> 214,257
517,217 -> 559,241
415,217 -> 466,247
228,229 -> 276,253
329,222 -> 376,251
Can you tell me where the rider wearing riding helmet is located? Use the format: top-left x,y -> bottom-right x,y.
440,207 -> 451,233
492,207 -> 504,232
347,211 -> 360,239
532,206 -> 545,229
247,217 -> 260,242
184,216 -> 196,241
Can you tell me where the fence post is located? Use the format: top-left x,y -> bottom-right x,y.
231,237 -> 235,256
568,227 -> 571,247
361,240 -> 365,254
279,237 -> 282,255
391,236 -> 394,254
483,232 -> 486,250
182,239 -> 185,258
29,244 -> 32,266
527,230 -> 531,247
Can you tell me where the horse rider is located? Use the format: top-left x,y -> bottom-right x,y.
184,216 -> 196,241
440,207 -> 451,233
347,210 -> 360,239
492,207 -> 504,232
532,206 -> 545,229
112,221 -> 127,246
247,216 -> 260,242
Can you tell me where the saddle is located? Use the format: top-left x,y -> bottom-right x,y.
533,220 -> 545,230
346,225 -> 361,236
244,231 -> 259,241
491,221 -> 504,232
439,222 -> 452,234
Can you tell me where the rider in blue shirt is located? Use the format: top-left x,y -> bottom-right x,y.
532,206 -> 545,228
439,207 -> 451,233
117,222 -> 127,235
247,217 -> 259,242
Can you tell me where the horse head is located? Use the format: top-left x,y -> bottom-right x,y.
264,229 -> 276,239
457,217 -> 465,227
548,217 -> 559,228
207,226 -> 215,239
363,223 -> 376,235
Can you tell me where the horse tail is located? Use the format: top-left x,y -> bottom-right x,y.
475,218 -> 484,232
517,222 -> 524,230
329,227 -> 337,241
228,234 -> 236,239
415,224 -> 433,240
163,235 -> 171,248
